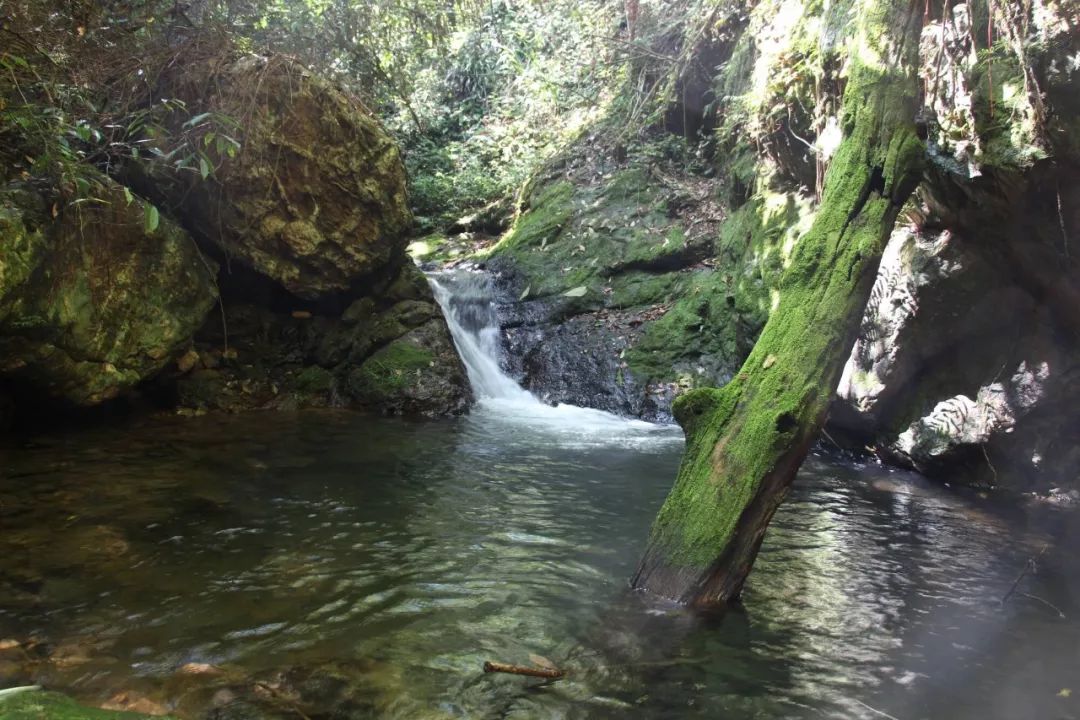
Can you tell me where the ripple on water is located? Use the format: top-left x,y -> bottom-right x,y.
0,413 -> 1078,720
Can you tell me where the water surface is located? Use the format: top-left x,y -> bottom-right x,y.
1,408 -> 1078,719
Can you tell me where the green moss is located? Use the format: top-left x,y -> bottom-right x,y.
406,233 -> 448,262
491,180 -> 575,254
607,270 -> 683,308
489,163 -> 703,299
0,202 -> 47,319
601,168 -> 651,201
0,690 -> 173,719
635,0 -> 925,604
293,365 -> 335,394
625,272 -> 741,384
350,338 -> 434,396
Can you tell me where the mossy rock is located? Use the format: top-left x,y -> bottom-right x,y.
174,270 -> 469,417
0,173 -> 217,406
157,54 -> 411,299
484,134 -> 813,409
488,166 -> 714,301
346,320 -> 470,416
0,689 -> 173,720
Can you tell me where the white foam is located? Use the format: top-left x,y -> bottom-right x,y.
428,270 -> 682,449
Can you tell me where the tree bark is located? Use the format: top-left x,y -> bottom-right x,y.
632,0 -> 926,608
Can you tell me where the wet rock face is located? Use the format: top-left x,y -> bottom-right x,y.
831,163 -> 1080,491
489,266 -> 667,419
162,54 -> 412,300
483,151 -> 768,420
0,176 -> 218,406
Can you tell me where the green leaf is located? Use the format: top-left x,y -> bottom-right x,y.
199,156 -> 210,180
518,285 -> 531,301
122,187 -> 133,206
182,112 -> 212,129
562,286 -> 588,298
144,204 -> 160,234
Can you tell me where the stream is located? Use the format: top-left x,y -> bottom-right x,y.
0,270 -> 1077,719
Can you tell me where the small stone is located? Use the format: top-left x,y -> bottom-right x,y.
211,688 -> 236,707
176,349 -> 200,374
201,350 -> 221,369
102,691 -> 171,716
178,661 -> 224,675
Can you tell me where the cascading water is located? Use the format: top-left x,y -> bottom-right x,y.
427,271 -> 537,405
428,269 -> 681,448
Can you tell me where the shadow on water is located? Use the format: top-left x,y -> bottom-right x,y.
0,410 -> 1078,719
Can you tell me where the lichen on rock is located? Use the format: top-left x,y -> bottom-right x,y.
152,52 -> 412,300
0,173 -> 218,406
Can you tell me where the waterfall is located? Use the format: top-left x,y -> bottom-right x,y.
427,270 -> 538,405
428,268 -> 681,446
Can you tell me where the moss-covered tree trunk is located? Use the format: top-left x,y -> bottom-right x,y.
632,0 -> 925,608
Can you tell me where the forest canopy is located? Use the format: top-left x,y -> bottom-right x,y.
3,0 -> 733,231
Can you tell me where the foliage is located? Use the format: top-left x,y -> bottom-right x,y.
394,0 -> 625,230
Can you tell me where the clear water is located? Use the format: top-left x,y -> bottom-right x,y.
1,410 -> 1079,719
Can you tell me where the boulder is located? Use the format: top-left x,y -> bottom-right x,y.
158,54 -> 411,299
346,317 -> 470,416
0,175 -> 217,406
174,264 -> 470,417
831,162 -> 1080,491
484,156 -> 762,421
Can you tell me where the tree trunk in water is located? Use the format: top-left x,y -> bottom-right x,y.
632,0 -> 926,608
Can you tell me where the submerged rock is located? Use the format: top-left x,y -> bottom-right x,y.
155,53 -> 411,300
0,175 -> 217,406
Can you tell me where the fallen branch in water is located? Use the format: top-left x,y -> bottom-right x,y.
483,661 -> 565,680
854,698 -> 902,720
1001,543 -> 1049,607
1018,592 -> 1066,619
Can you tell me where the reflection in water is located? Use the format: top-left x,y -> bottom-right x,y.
0,411 -> 1078,719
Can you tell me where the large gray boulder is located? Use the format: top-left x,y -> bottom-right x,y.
831,163 -> 1080,492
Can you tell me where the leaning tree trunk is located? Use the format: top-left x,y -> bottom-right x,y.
632,0 -> 926,608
